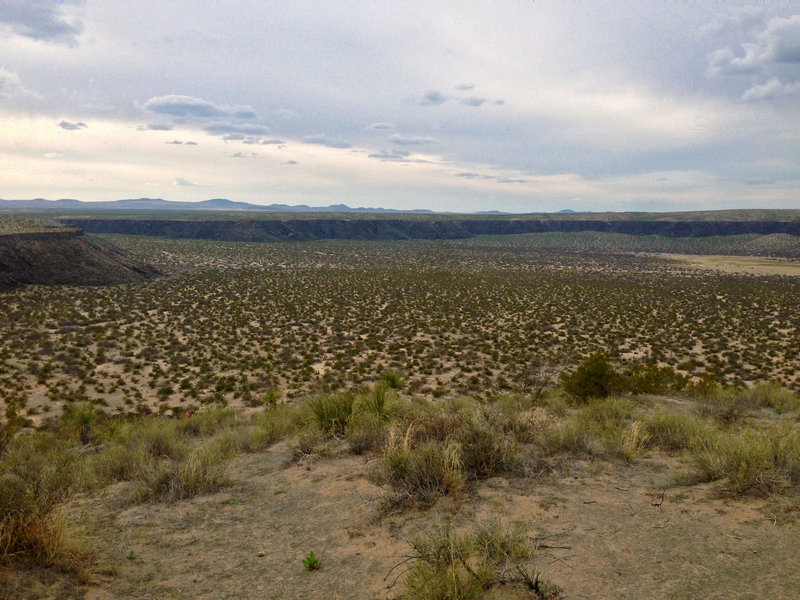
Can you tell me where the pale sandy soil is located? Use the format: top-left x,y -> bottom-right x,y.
49,441 -> 798,600
655,253 -> 800,277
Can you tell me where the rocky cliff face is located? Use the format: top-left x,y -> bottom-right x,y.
0,230 -> 158,291
61,217 -> 800,243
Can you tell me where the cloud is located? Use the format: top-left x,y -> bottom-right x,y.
365,122 -> 394,130
272,108 -> 295,120
284,160 -> 298,165
709,14 -> 800,76
455,83 -> 475,91
165,140 -> 183,145
174,177 -> 199,186
260,139 -> 285,145
230,152 -> 245,158
420,90 -> 447,105
759,14 -> 800,64
204,123 -> 270,136
58,120 -> 87,130
388,133 -> 435,146
368,149 -> 411,162
43,152 -> 64,158
137,123 -> 173,131
0,67 -> 37,99
0,67 -> 35,99
493,99 -> 505,105
0,2 -> 83,46
742,78 -> 785,101
185,141 -> 198,146
461,96 -> 487,107
144,95 -> 258,120
302,134 -> 351,149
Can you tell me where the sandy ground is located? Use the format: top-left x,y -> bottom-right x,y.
656,253 -> 800,277
57,439 -> 800,600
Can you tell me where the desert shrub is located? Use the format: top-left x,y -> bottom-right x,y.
288,424 -> 328,459
62,402 -> 102,445
0,433 -> 84,566
695,388 -> 750,424
304,393 -> 355,436
690,423 -> 800,494
0,416 -> 23,456
540,397 -> 635,459
92,417 -> 187,487
179,406 -> 238,437
540,419 -> 601,456
643,411 -> 708,451
626,363 -> 686,395
560,354 -> 622,403
686,370 -> 721,399
356,383 -> 398,421
404,398 -> 471,443
133,440 -> 231,503
617,422 -> 651,462
136,419 -> 187,460
92,441 -> 149,483
381,371 -> 406,389
403,520 -> 561,600
377,440 -> 464,507
249,404 -> 302,449
739,382 -> 800,413
575,396 -> 634,436
346,411 -> 388,454
456,409 -> 519,480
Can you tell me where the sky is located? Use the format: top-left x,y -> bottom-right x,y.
1,1 -> 799,213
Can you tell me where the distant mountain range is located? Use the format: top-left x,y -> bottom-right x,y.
0,198 -> 438,214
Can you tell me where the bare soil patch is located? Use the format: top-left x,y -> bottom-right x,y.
57,435 -> 800,599
656,253 -> 800,277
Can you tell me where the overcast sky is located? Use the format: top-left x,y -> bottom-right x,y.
1,1 -> 799,212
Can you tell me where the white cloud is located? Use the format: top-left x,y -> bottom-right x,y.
742,78 -> 785,102
388,133 -> 435,146
302,134 -> 351,149
708,13 -> 800,101
0,2 -> 84,46
144,95 -> 257,120
0,67 -> 36,100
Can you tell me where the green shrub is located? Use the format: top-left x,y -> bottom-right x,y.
346,411 -> 388,454
356,383 -> 398,420
560,354 -> 622,403
741,382 -> 800,413
690,423 -> 800,494
62,402 -> 102,445
456,410 -> 519,480
626,363 -> 686,394
378,440 -> 464,507
643,411 -> 707,451
134,440 -> 231,503
249,404 -> 302,449
179,406 -> 238,437
304,393 -> 355,436
0,433 -> 84,566
288,424 -> 328,459
381,371 -> 406,389
403,520 -> 561,600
